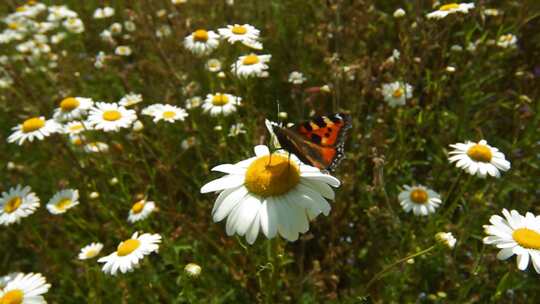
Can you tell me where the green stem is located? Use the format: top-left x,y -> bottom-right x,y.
266,237 -> 280,304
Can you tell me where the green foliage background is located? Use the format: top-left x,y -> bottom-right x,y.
1,0 -> 540,303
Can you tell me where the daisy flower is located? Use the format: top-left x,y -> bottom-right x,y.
288,71 -> 307,85
202,93 -> 241,116
98,232 -> 161,275
426,3 -> 475,19
127,199 -> 156,223
183,29 -> 219,56
86,102 -> 137,132
142,104 -> 188,123
53,97 -> 93,122
63,17 -> 84,34
118,93 -> 143,107
398,185 -> 442,216
184,263 -> 202,277
0,273 -> 19,289
218,24 -> 261,47
93,7 -> 115,19
205,58 -> 222,72
84,141 -> 109,153
200,145 -> 340,244
435,232 -> 457,249
115,46 -> 132,56
0,273 -> 50,304
78,242 -> 104,260
381,81 -> 413,107
8,116 -> 60,145
46,189 -> 79,215
0,185 -> 40,226
63,121 -> 89,135
448,139 -> 511,178
497,34 -> 517,49
231,54 -> 271,78
484,209 -> 540,273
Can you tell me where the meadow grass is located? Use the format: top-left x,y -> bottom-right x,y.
0,0 -> 539,303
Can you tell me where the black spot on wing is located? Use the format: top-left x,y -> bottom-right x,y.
302,122 -> 313,131
313,117 -> 326,128
329,114 -> 342,123
310,134 -> 322,144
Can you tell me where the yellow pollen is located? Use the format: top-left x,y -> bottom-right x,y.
231,25 -> 247,35
0,289 -> 24,304
242,54 -> 260,65
21,117 -> 45,133
60,97 -> 80,111
102,110 -> 122,121
3,197 -> 21,214
439,3 -> 460,11
392,88 -> 404,98
69,124 -> 84,132
512,228 -> 540,250
72,137 -> 83,145
16,6 -> 27,12
466,144 -> 492,163
244,154 -> 300,197
8,23 -> 19,30
409,189 -> 428,204
162,111 -> 176,119
193,29 -> 209,42
85,249 -> 98,258
116,239 -> 140,256
131,200 -> 145,214
211,94 -> 229,106
55,198 -> 72,210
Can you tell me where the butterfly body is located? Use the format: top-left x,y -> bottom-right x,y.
268,113 -> 351,171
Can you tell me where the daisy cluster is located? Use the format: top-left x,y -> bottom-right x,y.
0,1 -> 84,84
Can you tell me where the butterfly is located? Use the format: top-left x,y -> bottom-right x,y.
266,113 -> 352,171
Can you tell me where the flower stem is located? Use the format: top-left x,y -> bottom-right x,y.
266,237 -> 280,304
365,245 -> 437,291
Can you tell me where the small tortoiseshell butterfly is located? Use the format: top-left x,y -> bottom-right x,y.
266,113 -> 352,171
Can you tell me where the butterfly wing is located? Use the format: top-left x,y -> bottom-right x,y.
272,113 -> 351,171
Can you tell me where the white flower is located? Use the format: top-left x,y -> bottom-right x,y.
231,54 -> 271,78
435,232 -> 457,249
127,199 -> 156,223
63,17 -> 85,33
8,117 -> 60,145
53,97 -> 93,122
484,209 -> 540,273
381,81 -> 413,107
86,102 -> 137,132
46,189 -> 79,215
398,185 -> 442,216
0,185 -> 40,226
206,58 -> 222,72
448,139 -> 511,178
218,24 -> 261,45
288,71 -> 306,85
184,263 -> 201,277
200,145 -> 340,244
78,242 -> 104,260
228,123 -> 247,137
427,3 -> 475,19
202,93 -> 241,116
63,121 -> 89,135
142,104 -> 188,123
84,141 -> 109,153
95,51 -> 107,69
497,34 -> 517,49
118,93 -> 143,107
184,29 -> 220,56
115,46 -> 132,56
93,7 -> 115,19
393,8 -> 406,18
0,273 -> 50,304
98,232 -> 161,275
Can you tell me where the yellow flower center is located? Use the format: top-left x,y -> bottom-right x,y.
116,239 -> 141,256
55,198 -> 72,211
466,144 -> 492,163
16,6 -> 27,12
102,110 -> 122,121
0,289 -> 24,304
392,88 -> 404,98
4,196 -> 21,213
242,54 -> 260,65
439,3 -> 460,11
131,200 -> 145,214
193,29 -> 209,42
162,111 -> 176,119
21,117 -> 45,133
512,228 -> 540,250
60,97 -> 80,111
231,25 -> 247,35
8,23 -> 19,30
85,249 -> 98,258
69,124 -> 84,132
244,154 -> 300,197
211,94 -> 229,106
409,189 -> 428,204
